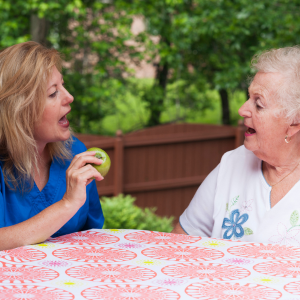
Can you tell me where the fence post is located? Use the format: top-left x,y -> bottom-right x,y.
235,120 -> 246,148
114,130 -> 124,196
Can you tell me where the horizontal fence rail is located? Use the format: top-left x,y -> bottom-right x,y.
76,122 -> 246,222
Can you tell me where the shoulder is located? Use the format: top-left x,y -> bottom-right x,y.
71,136 -> 87,156
220,145 -> 258,165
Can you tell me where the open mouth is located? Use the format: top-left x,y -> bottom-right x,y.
58,115 -> 68,124
58,112 -> 70,127
245,127 -> 256,135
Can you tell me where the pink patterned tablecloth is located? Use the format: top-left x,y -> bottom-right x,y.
1,229 -> 300,299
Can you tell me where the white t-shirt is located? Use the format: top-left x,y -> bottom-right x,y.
180,145 -> 300,246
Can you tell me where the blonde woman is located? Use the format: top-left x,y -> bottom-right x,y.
0,42 -> 104,250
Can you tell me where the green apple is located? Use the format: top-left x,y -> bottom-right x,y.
87,147 -> 111,177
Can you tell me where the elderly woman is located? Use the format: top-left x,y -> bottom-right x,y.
0,42 -> 105,250
173,46 -> 300,245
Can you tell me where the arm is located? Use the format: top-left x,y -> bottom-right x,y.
173,164 -> 219,237
0,151 -> 103,251
171,222 -> 187,235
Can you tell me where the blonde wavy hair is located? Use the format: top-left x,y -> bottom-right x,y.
251,46 -> 300,123
0,41 -> 73,190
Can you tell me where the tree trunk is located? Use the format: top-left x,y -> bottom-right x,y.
30,14 -> 49,45
147,62 -> 169,127
219,88 -> 230,125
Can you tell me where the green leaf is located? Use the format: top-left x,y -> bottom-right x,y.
230,195 -> 239,207
226,203 -> 228,212
290,210 -> 299,226
100,194 -> 174,232
244,227 -> 253,236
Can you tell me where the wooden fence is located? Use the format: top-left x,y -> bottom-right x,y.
76,122 -> 246,222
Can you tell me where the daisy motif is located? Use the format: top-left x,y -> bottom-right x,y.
54,280 -> 85,288
134,259 -> 163,266
269,223 -> 300,246
152,278 -> 187,286
102,229 -> 127,234
31,243 -> 56,248
201,240 -> 226,247
240,199 -> 253,213
117,243 -> 145,249
224,258 -> 253,265
252,276 -> 281,285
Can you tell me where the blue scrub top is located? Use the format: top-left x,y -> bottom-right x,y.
0,137 -> 104,237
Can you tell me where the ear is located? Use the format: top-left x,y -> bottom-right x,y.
287,122 -> 300,137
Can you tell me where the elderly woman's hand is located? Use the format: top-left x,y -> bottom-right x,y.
62,151 -> 103,207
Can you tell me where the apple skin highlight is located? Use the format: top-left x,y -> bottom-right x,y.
87,147 -> 111,177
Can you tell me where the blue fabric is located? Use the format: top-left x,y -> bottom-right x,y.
0,136 -> 104,237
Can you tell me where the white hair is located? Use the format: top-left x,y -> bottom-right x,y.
251,46 -> 300,123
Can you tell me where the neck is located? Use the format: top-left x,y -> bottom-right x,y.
35,142 -> 51,170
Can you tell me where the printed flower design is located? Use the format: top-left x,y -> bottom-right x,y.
269,223 -> 300,246
252,276 -> 282,285
201,240 -> 227,247
222,209 -> 249,239
224,258 -> 253,265
134,259 -> 163,266
240,199 -> 253,213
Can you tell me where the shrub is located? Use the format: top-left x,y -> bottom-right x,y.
100,194 -> 174,232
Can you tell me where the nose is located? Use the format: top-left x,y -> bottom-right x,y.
62,87 -> 74,105
238,99 -> 251,118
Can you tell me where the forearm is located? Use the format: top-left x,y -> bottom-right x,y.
171,222 -> 188,235
0,198 -> 81,251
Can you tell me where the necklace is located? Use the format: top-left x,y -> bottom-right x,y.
270,161 -> 300,187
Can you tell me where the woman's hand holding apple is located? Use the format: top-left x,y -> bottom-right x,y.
62,151 -> 103,208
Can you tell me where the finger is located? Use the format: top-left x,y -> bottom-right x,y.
68,151 -> 98,169
71,155 -> 103,170
73,164 -> 104,181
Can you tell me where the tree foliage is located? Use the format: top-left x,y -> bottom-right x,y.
1,0 -> 300,130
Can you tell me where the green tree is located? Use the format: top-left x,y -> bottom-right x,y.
126,0 -> 300,125
0,0 -> 142,134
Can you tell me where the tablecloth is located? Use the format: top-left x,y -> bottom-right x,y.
1,229 -> 300,299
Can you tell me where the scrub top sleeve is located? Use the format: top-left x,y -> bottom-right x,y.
179,164 -> 220,237
0,191 -> 4,228
81,180 -> 105,230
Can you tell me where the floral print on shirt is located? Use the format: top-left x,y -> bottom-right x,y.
269,210 -> 300,246
222,195 -> 253,240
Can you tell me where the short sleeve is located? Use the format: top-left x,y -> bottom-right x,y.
179,164 -> 220,237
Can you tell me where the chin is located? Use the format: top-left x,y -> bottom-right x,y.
243,140 -> 256,152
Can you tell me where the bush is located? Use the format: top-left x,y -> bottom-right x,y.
100,194 -> 174,232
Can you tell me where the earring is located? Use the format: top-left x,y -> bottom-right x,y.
285,135 -> 292,143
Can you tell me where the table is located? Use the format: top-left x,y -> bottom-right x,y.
1,229 -> 300,299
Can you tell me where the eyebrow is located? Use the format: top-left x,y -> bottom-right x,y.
47,76 -> 63,91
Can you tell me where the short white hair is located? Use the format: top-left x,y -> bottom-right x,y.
251,46 -> 300,123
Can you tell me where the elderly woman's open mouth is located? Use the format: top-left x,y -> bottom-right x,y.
245,126 -> 256,136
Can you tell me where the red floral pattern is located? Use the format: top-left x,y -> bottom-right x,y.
0,247 -> 46,263
161,262 -> 250,281
284,281 -> 300,295
254,260 -> 300,278
66,264 -> 157,283
0,285 -> 74,299
81,284 -> 180,300
185,282 -> 282,299
52,246 -> 137,263
124,231 -> 201,245
227,243 -> 300,260
48,231 -> 119,245
0,262 -> 59,283
141,246 -> 224,262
